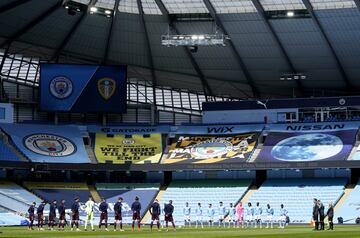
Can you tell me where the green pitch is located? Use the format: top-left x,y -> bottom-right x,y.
0,225 -> 359,238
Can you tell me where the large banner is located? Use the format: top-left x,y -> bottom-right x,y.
40,64 -> 127,112
0,124 -> 90,163
163,133 -> 259,164
257,130 -> 357,162
94,134 -> 162,164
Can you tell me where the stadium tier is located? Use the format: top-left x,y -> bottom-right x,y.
335,181 -> 360,224
96,183 -> 159,223
0,139 -> 21,161
0,210 -> 24,226
24,182 -> 91,204
244,178 -> 347,223
153,180 -> 251,224
0,181 -> 43,215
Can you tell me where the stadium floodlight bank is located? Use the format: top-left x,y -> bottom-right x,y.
161,34 -> 228,47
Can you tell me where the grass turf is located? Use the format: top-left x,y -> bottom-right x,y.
0,225 -> 360,238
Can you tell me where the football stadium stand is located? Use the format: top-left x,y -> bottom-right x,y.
244,178 -> 347,223
335,181 -> 360,224
0,181 -> 43,215
152,180 -> 251,224
96,183 -> 159,223
24,182 -> 91,204
0,210 -> 24,226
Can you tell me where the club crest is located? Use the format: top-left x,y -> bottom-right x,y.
98,78 -> 116,100
49,76 -> 73,99
24,134 -> 76,157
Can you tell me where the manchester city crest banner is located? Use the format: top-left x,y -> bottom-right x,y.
94,134 -> 163,164
0,124 -> 91,163
162,133 -> 259,164
39,64 -> 127,112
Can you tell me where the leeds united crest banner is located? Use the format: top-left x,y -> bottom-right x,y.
40,64 -> 127,112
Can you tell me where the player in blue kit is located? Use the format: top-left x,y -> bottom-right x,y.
265,204 -> 274,228
183,202 -> 191,227
279,204 -> 288,229
218,201 -> 226,227
227,203 -> 236,228
195,203 -> 204,228
207,204 -> 215,227
254,202 -> 263,228
246,202 -> 254,228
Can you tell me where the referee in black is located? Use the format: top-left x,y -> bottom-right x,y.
318,200 -> 325,230
312,198 -> 319,231
326,203 -> 334,230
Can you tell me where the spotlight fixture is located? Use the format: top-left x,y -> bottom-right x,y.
62,0 -> 87,16
89,5 -> 113,17
286,11 -> 295,17
280,73 -> 306,81
90,6 -> 98,13
161,34 -> 229,47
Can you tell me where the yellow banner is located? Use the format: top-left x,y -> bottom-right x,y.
95,134 -> 162,164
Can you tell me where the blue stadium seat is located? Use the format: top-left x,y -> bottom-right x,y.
335,181 -> 360,224
0,181 -> 43,215
245,178 -> 347,223
96,183 -> 159,223
0,211 -> 24,226
152,180 -> 251,225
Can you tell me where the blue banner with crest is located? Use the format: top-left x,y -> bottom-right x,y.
39,64 -> 127,112
0,124 -> 90,163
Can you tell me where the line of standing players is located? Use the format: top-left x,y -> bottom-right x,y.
181,201 -> 288,229
27,196 -> 177,232
312,198 -> 334,231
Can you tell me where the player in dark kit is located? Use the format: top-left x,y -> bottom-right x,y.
164,200 -> 176,232
58,199 -> 66,231
318,200 -> 325,230
131,196 -> 142,232
99,197 -> 109,231
114,197 -> 124,231
326,203 -> 334,230
27,202 -> 36,230
48,200 -> 57,230
71,197 -> 80,231
312,198 -> 319,231
150,199 -> 161,231
37,201 -> 46,230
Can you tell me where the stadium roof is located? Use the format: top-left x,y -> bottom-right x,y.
0,0 -> 359,99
